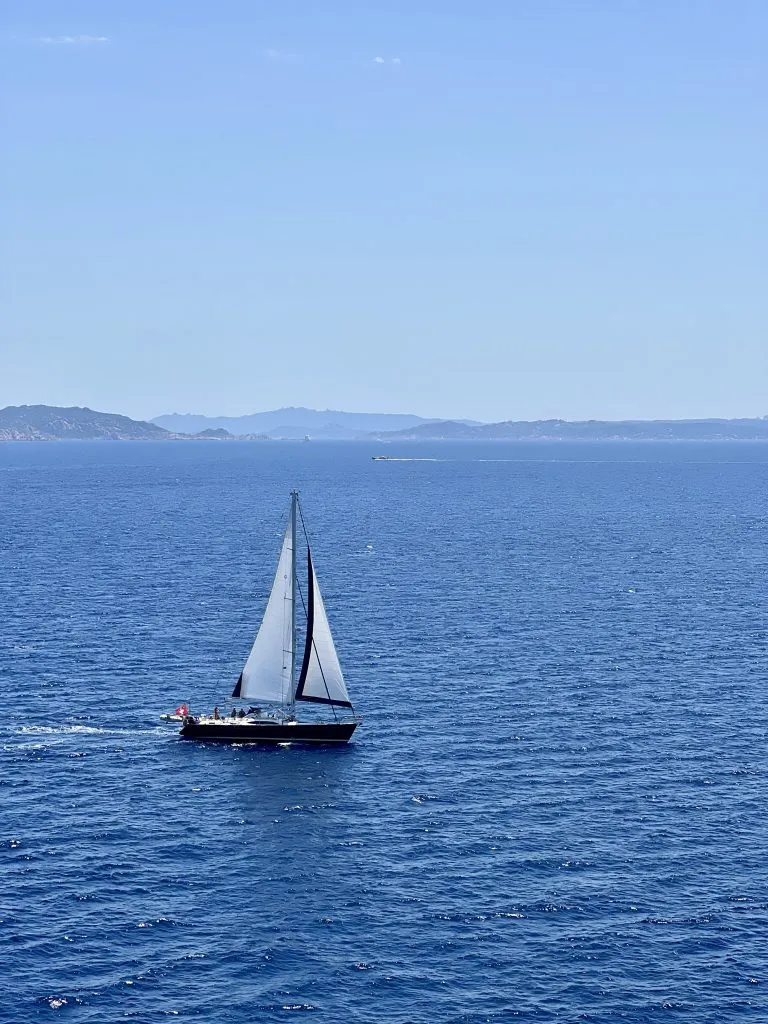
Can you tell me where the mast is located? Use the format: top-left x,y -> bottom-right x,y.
288,490 -> 298,717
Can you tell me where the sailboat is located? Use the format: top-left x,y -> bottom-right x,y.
179,491 -> 359,744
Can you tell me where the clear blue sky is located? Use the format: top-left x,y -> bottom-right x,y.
2,0 -> 766,422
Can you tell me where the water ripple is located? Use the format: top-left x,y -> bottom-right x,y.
2,441 -> 768,1022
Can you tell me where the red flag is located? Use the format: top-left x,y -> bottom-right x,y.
175,703 -> 189,716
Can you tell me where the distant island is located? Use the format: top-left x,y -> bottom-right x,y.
0,406 -> 268,441
2,404 -> 768,442
0,405 -> 169,441
374,417 -> 768,441
150,407 -> 472,439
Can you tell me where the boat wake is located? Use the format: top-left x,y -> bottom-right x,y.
12,724 -> 170,738
5,723 -> 172,755
18,724 -> 114,735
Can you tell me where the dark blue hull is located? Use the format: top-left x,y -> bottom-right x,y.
179,719 -> 357,744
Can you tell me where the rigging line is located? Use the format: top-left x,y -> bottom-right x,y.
309,632 -> 340,721
294,499 -> 311,618
296,500 -> 332,710
294,550 -> 347,719
297,497 -> 313,551
292,557 -> 309,713
309,548 -> 339,721
296,567 -> 308,617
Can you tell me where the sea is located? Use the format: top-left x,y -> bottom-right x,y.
2,440 -> 767,1023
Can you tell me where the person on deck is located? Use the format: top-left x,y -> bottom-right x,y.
213,706 -> 220,720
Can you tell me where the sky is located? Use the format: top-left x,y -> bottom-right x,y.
1,0 -> 766,422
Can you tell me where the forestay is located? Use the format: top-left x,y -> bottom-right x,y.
295,551 -> 352,708
233,525 -> 293,704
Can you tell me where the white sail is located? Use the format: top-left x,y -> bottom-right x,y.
234,524 -> 293,704
295,553 -> 352,708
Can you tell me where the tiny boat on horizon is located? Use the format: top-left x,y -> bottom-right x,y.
178,491 -> 360,745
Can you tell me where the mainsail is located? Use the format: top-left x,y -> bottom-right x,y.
233,524 -> 293,704
295,550 -> 353,708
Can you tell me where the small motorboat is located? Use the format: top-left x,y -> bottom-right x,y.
161,703 -> 190,723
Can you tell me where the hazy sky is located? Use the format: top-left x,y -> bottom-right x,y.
2,0 -> 766,422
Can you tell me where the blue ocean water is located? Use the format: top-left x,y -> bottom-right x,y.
2,440 -> 768,1023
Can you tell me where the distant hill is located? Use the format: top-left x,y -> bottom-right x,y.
151,407 -> 462,439
376,418 -> 768,441
187,427 -> 270,440
6,405 -> 768,442
0,405 -> 170,441
192,428 -> 234,439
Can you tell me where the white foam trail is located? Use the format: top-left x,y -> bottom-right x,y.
18,725 -> 114,735
14,724 -> 170,737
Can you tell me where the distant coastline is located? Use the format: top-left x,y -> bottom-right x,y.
0,406 -> 269,442
2,404 -> 768,442
372,417 -> 768,442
